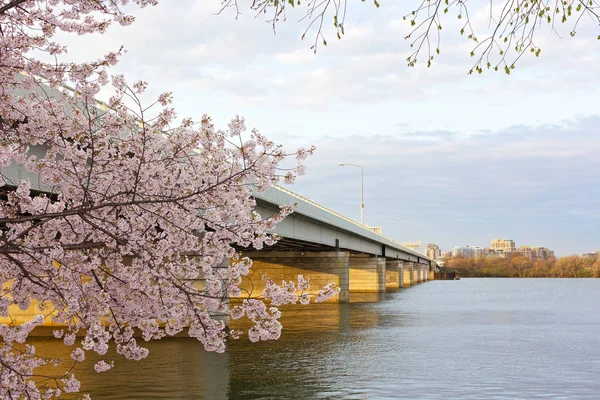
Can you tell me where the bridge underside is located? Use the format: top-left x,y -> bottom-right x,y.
236,237 -> 433,304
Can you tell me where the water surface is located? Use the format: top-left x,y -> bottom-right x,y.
32,278 -> 600,399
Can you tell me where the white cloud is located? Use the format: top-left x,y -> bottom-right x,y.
40,0 -> 600,255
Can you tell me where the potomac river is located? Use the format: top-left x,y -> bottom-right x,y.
32,278 -> 600,399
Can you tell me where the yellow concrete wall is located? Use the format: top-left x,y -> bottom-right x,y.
404,263 -> 414,286
385,269 -> 398,289
237,251 -> 350,303
385,260 -> 400,290
0,299 -> 64,327
349,255 -> 385,293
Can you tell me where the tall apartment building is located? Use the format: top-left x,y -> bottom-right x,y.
424,244 -> 441,260
514,246 -> 533,261
531,246 -> 555,261
512,246 -> 555,261
490,239 -> 516,254
452,245 -> 483,259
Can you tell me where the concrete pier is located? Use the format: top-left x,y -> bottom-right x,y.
238,251 -> 350,303
403,262 -> 414,286
399,262 -> 405,287
385,260 -> 402,290
349,254 -> 386,293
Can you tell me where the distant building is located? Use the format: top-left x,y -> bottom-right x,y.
424,243 -> 441,260
531,247 -> 554,261
452,245 -> 483,259
513,246 -> 554,261
402,241 -> 421,253
490,239 -> 516,254
583,251 -> 600,260
513,246 -> 533,261
366,226 -> 382,234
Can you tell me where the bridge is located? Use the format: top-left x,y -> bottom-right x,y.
3,153 -> 437,309
1,79 -> 437,312
240,185 -> 437,303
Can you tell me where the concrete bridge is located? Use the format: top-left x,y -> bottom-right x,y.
1,76 -> 437,309
3,152 -> 437,308
239,186 -> 437,303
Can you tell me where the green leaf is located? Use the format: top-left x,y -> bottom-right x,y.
374,0 -> 380,8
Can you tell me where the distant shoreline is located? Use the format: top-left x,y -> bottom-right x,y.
441,254 -> 599,278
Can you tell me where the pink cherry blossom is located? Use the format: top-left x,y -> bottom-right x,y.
0,1 -> 333,397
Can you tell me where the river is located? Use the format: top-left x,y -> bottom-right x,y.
31,278 -> 600,399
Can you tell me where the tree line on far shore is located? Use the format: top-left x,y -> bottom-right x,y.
443,255 -> 600,278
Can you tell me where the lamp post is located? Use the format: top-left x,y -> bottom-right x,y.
339,162 -> 364,225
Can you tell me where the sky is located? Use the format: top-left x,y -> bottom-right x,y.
54,0 -> 599,256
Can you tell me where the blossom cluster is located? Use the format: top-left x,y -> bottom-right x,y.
0,0 -> 331,397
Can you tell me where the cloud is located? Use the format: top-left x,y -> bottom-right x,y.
285,115 -> 600,256
42,0 -> 600,256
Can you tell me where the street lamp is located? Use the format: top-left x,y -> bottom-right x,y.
339,162 -> 364,225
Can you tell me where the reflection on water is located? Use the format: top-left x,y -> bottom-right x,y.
30,279 -> 600,399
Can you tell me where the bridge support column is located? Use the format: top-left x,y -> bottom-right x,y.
385,260 -> 402,290
237,251 -> 350,303
349,254 -> 386,293
403,262 -> 413,286
399,262 -> 404,287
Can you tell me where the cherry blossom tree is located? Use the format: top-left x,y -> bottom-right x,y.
220,0 -> 600,72
0,0 -> 340,397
